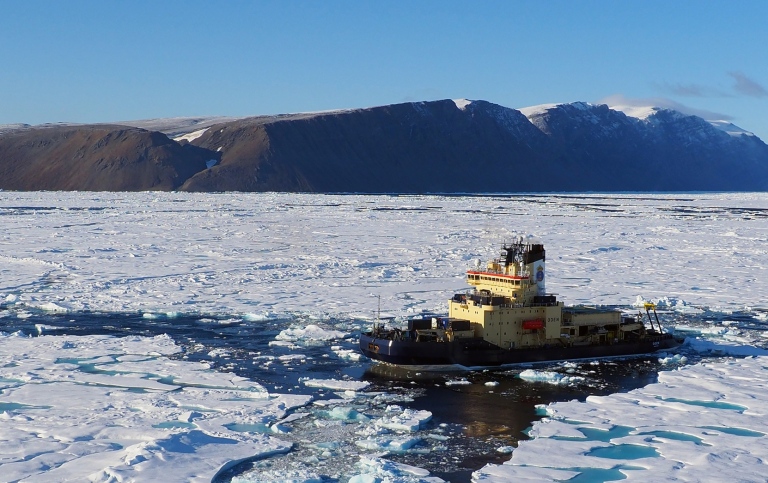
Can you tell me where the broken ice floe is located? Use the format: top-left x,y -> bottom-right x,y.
301,378 -> 370,392
518,369 -> 586,386
475,354 -> 768,482
0,332 -> 309,482
275,324 -> 348,343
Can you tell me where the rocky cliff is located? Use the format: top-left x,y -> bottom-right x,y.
0,125 -> 217,191
1,100 -> 766,192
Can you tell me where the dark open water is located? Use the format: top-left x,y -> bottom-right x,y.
1,307 -> 751,482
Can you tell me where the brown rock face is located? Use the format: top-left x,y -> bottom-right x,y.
181,100 -> 552,192
183,99 -> 768,193
2,100 -> 767,193
0,125 -> 216,191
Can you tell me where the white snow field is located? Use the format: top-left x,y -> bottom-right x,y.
2,191 -> 768,482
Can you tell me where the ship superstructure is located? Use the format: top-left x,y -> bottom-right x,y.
360,239 -> 678,369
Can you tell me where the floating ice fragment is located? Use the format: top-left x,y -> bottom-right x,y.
375,407 -> 432,432
231,469 -> 323,483
518,369 -> 586,386
659,354 -> 688,365
279,354 -> 307,362
269,340 -> 297,348
425,433 -> 450,441
301,378 -> 370,391
270,422 -> 291,433
350,456 -> 444,482
332,348 -> 362,361
684,338 -> 768,357
208,348 -> 231,358
355,435 -> 422,452
445,378 -> 472,386
243,312 -> 277,321
275,324 -> 347,342
320,406 -> 370,422
40,302 -> 68,313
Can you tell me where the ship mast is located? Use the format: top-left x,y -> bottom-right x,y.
500,237 -> 525,269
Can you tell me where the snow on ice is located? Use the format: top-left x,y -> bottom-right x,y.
2,191 -> 768,481
0,332 -> 305,482
475,345 -> 768,482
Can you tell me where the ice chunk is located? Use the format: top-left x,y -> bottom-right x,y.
518,369 -> 586,386
445,378 -> 472,386
276,324 -> 347,342
355,435 -> 422,452
301,378 -> 370,391
374,406 -> 432,432
231,469 -> 323,483
349,456 -> 444,482
331,347 -> 363,361
319,406 -> 370,422
39,302 -> 68,313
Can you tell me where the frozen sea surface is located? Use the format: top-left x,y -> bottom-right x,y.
2,191 -> 768,482
4,192 -> 768,317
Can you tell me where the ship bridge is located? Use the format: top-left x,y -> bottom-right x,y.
464,240 -> 546,305
466,270 -> 534,302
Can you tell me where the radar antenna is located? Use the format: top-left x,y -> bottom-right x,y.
500,237 -> 527,267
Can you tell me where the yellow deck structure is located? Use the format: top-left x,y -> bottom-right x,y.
447,240 -> 642,349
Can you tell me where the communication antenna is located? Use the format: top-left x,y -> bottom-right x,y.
644,303 -> 663,332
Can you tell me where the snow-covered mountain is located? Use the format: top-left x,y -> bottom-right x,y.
1,100 -> 766,191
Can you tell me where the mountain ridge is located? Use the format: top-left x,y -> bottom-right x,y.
1,99 -> 766,192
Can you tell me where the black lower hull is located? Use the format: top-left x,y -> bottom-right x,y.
359,332 -> 681,369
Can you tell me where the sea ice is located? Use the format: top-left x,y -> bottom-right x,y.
474,354 -> 768,482
374,406 -> 433,432
355,435 -> 423,452
445,378 -> 472,386
3,191 -> 768,481
275,324 -> 348,343
518,369 -> 586,386
0,332 -> 309,482
349,456 -> 445,483
301,378 -> 370,391
3,192 -> 768,320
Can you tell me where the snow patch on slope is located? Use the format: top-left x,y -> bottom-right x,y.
610,104 -> 661,120
518,103 -> 559,118
453,99 -> 472,110
610,104 -> 754,136
173,128 -> 209,143
709,120 -> 755,137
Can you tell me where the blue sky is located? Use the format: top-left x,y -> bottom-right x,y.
3,1 -> 768,140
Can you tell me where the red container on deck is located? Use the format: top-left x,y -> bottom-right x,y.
522,319 -> 544,330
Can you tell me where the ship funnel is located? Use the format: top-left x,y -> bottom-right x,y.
524,244 -> 546,296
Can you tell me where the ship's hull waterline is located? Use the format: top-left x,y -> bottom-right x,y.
360,331 -> 680,369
